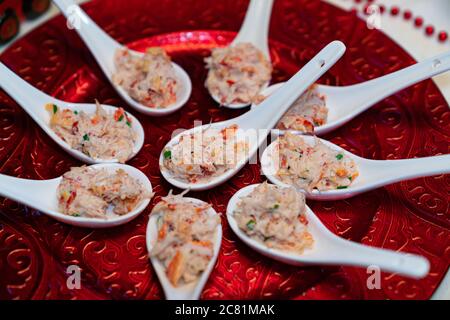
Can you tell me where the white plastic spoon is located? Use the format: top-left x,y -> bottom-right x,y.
252,50 -> 450,135
52,0 -> 192,116
227,184 -> 430,279
146,197 -> 222,300
0,163 -> 152,228
261,135 -> 450,200
0,62 -> 144,164
160,41 -> 346,191
208,0 -> 274,109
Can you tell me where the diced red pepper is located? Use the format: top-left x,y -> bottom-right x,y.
91,117 -> 100,125
226,79 -> 235,86
66,191 -> 77,208
114,108 -> 126,121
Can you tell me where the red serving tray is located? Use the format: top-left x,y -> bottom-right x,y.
0,0 -> 448,300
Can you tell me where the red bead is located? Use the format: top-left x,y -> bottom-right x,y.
438,31 -> 448,42
363,4 -> 371,15
425,25 -> 434,36
379,5 -> 385,14
390,6 -> 399,16
403,10 -> 412,20
367,0 -> 374,2
414,17 -> 423,27
354,0 -> 362,3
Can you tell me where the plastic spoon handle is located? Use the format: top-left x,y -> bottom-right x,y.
368,154 -> 450,187
328,237 -> 429,278
0,62 -> 56,124
52,0 -> 121,76
239,41 -> 346,130
344,51 -> 450,113
232,0 -> 274,58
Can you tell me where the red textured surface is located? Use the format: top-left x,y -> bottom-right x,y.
0,0 -> 449,300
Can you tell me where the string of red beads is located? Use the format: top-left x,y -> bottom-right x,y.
352,0 -> 448,43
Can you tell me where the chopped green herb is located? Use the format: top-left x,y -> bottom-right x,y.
83,134 -> 90,141
337,186 -> 348,189
264,236 -> 274,241
246,220 -> 256,230
74,110 -> 78,115
269,203 -> 280,213
118,115 -> 124,122
71,213 -> 81,217
336,153 -> 344,160
126,120 -> 131,127
163,150 -> 172,159
348,176 -> 353,181
53,104 -> 58,114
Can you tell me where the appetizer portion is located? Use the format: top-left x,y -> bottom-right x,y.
162,125 -> 249,183
234,182 -> 313,254
58,166 -> 151,218
46,102 -> 136,163
113,47 -> 178,108
275,133 -> 358,191
150,191 -> 220,286
254,85 -> 327,133
205,43 -> 272,105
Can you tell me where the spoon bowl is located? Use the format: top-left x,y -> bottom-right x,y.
227,184 -> 430,278
53,0 -> 192,116
261,135 -> 450,200
0,62 -> 144,164
50,102 -> 145,163
159,122 -> 258,191
208,0 -> 274,109
160,41 -> 346,191
252,50 -> 450,135
114,51 -> 192,116
146,197 -> 222,300
0,163 -> 153,228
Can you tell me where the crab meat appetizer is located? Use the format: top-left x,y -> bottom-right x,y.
234,182 -> 313,254
162,125 -> 249,183
275,133 -> 359,191
150,191 -> 220,286
205,43 -> 272,105
47,102 -> 136,163
113,47 -> 178,108
57,166 -> 152,218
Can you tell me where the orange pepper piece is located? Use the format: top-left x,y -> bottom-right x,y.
167,251 -> 185,286
336,168 -> 348,177
158,223 -> 167,240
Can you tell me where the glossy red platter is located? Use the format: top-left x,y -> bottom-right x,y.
0,0 -> 449,300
